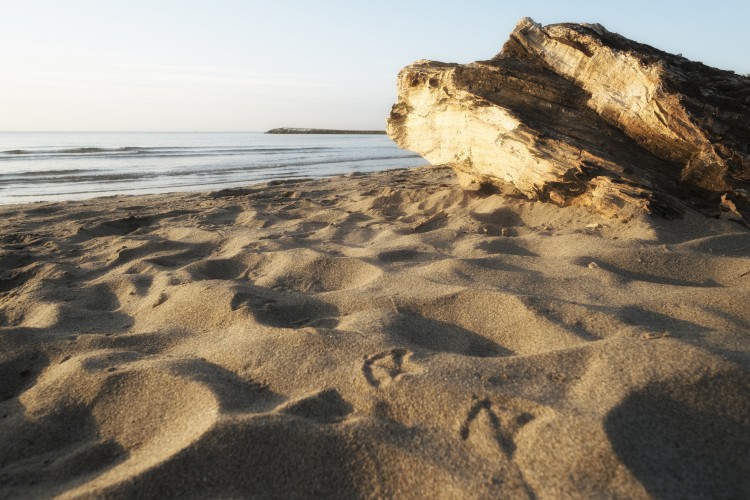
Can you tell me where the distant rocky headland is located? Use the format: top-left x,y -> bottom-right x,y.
266,128 -> 387,135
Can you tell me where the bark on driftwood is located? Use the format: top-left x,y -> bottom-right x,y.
387,18 -> 750,221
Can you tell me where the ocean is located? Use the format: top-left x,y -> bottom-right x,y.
0,132 -> 426,204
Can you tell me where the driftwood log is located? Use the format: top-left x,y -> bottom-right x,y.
387,18 -> 750,221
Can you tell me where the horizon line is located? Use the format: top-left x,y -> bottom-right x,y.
0,129 -> 388,134
0,130 -> 266,134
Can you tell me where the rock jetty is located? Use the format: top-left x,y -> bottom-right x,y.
266,128 -> 386,135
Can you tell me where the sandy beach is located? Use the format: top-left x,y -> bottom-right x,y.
1,165 -> 748,498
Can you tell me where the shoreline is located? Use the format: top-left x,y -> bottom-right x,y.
0,131 -> 418,205
1,165 -> 748,498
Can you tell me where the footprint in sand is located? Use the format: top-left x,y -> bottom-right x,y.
376,248 -> 431,263
231,289 -> 339,329
183,258 -> 248,281
457,396 -> 537,496
76,215 -> 153,239
459,396 -> 535,457
362,348 -> 417,388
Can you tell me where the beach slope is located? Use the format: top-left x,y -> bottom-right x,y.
0,166 -> 748,498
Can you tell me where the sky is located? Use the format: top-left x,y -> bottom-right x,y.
1,0 -> 748,132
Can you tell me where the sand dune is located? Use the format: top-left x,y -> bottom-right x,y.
1,166 -> 748,498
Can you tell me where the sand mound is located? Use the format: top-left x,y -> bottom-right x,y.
1,166 -> 748,498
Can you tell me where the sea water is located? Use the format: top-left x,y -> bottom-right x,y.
0,132 -> 426,204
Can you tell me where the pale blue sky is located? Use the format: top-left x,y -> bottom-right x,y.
2,0 -> 748,132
